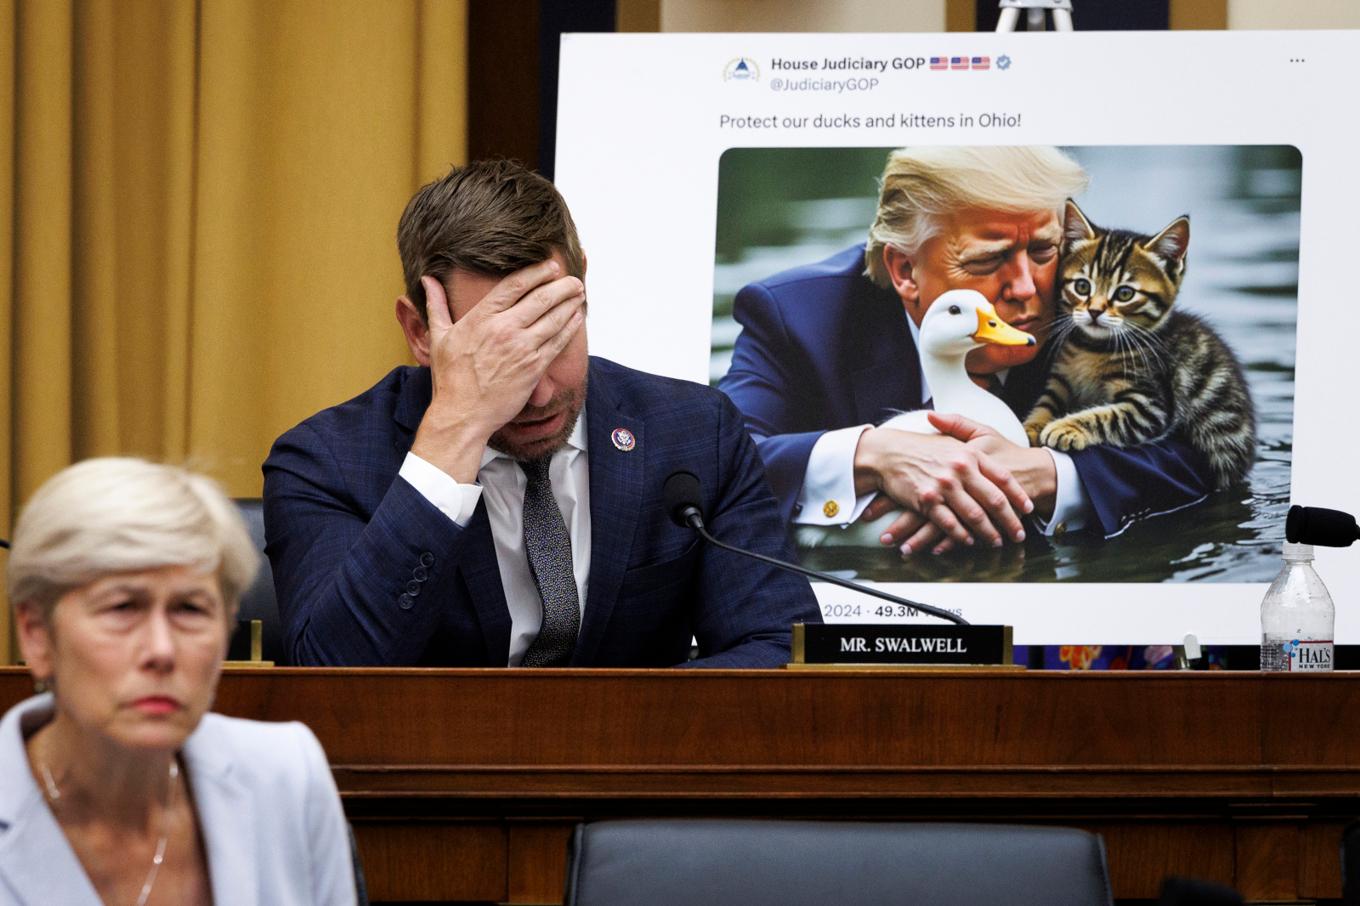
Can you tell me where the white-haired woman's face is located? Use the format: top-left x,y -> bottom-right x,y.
20,565 -> 228,751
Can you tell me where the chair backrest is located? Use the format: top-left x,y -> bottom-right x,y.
564,819 -> 1113,906
230,499 -> 284,663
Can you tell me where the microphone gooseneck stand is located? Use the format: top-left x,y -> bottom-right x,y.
663,471 -> 968,626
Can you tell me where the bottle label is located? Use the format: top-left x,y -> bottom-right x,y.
1281,639 -> 1334,672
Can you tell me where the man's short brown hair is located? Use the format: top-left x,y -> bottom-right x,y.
397,160 -> 585,318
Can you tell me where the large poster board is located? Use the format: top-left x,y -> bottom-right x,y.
555,31 -> 1358,644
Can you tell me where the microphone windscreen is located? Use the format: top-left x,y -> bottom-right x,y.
1286,505 -> 1359,547
663,471 -> 704,527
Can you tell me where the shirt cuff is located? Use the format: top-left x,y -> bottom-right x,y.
399,452 -> 483,527
1034,449 -> 1089,536
794,425 -> 876,525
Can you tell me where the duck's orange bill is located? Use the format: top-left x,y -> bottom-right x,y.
973,308 -> 1036,347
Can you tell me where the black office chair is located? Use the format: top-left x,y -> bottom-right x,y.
564,819 -> 1113,906
230,498 -> 285,663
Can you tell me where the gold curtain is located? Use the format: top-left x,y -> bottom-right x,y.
1,0 -> 467,662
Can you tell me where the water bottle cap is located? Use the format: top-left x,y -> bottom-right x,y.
1283,541 -> 1314,561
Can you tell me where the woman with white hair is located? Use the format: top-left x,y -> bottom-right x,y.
0,458 -> 357,905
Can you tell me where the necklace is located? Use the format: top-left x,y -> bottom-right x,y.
39,757 -> 180,906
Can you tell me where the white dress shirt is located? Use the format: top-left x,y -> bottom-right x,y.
795,314 -> 1088,535
398,408 -> 591,666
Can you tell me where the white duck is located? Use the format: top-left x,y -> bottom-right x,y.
799,289 -> 1036,548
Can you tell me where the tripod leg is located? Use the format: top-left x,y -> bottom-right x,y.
996,7 -> 1020,31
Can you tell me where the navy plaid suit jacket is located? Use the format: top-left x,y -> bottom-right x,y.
262,357 -> 821,666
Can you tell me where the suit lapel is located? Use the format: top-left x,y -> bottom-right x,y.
849,286 -> 925,422
460,500 -> 513,664
574,362 -> 645,665
183,730 -> 259,906
0,696 -> 102,904
0,790 -> 102,905
851,358 -> 923,423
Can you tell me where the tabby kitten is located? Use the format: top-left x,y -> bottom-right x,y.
1022,200 -> 1256,489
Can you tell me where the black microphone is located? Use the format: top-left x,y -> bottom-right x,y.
0,538 -> 8,549
663,470 -> 968,626
1286,505 -> 1360,547
664,471 -> 706,531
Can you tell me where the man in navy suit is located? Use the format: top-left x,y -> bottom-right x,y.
719,146 -> 1213,553
263,160 -> 819,667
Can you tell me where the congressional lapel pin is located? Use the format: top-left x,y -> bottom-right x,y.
611,427 -> 636,452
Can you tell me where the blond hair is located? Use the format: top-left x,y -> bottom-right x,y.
865,146 -> 1089,286
7,458 -> 258,619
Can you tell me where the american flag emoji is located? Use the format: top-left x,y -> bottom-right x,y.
971,56 -> 990,70
950,56 -> 968,70
930,56 -> 948,70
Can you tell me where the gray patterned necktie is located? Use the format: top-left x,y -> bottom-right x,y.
519,457 -> 580,666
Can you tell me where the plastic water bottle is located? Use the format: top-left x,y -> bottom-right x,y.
1260,542 -> 1335,672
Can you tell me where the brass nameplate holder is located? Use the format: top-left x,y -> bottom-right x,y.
223,618 -> 274,668
790,623 -> 1014,668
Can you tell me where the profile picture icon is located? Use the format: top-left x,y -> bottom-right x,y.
723,57 -> 760,82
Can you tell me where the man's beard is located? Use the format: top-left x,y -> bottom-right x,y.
488,376 -> 588,462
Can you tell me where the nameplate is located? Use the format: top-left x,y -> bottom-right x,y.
790,623 -> 1013,667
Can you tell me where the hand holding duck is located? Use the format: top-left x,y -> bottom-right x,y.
800,289 -> 1036,549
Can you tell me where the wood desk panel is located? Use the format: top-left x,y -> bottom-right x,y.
3,669 -> 1355,903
